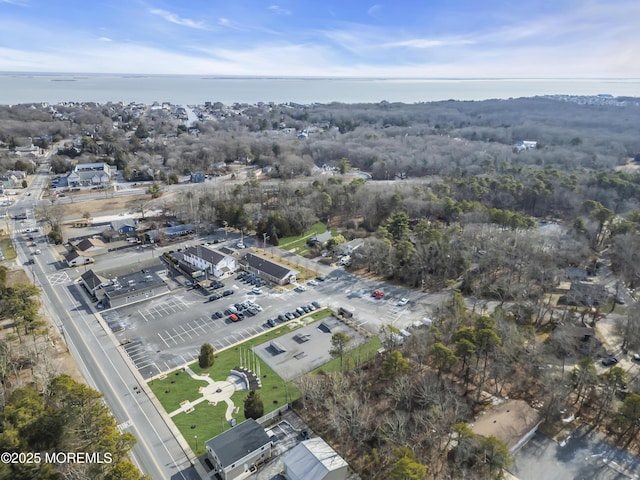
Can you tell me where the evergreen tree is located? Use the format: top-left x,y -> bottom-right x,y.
198,343 -> 215,369
243,390 -> 264,420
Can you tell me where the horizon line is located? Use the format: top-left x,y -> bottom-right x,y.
1,72 -> 639,81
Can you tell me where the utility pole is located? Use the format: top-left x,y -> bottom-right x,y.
263,232 -> 269,253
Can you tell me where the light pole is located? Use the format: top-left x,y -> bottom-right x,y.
263,232 -> 269,253
222,220 -> 228,239
195,435 -> 198,454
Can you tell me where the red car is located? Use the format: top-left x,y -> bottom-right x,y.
229,314 -> 239,322
372,289 -> 384,299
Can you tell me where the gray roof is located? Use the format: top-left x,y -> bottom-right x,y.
80,269 -> 105,290
185,245 -> 226,265
206,419 -> 271,468
103,270 -> 165,300
111,219 -> 136,232
240,253 -> 298,280
218,246 -> 235,256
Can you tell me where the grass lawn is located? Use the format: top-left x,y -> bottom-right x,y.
278,222 -> 329,252
147,311 -> 334,453
312,335 -> 382,374
0,235 -> 16,260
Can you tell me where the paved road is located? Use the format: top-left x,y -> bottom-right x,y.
7,167 -> 201,480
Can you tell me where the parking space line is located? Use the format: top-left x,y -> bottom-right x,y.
194,322 -> 208,335
180,325 -> 194,340
157,332 -> 171,348
138,309 -> 151,322
171,328 -> 184,341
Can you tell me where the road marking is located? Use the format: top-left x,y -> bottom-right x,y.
47,271 -> 71,286
138,309 -> 151,322
157,332 -> 170,348
180,325 -> 193,339
117,419 -> 133,432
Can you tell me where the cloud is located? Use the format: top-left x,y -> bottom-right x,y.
385,38 -> 476,49
149,8 -> 207,30
268,5 -> 291,16
1,0 -> 28,5
367,4 -> 382,18
98,37 -> 112,42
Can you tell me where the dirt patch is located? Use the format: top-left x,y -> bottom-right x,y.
60,195 -> 141,219
5,268 -> 30,287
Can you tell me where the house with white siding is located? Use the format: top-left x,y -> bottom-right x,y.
182,245 -> 237,278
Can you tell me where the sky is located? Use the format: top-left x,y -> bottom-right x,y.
0,0 -> 638,77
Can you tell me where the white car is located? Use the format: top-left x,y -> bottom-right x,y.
251,288 -> 263,295
307,280 -> 318,286
397,298 -> 409,306
236,242 -> 246,249
295,285 -> 307,292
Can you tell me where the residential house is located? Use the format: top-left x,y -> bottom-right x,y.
146,223 -> 194,243
181,245 -> 237,278
205,419 -> 272,480
75,237 -> 107,256
514,141 -> 537,152
190,172 -> 206,183
110,219 -> 137,235
80,269 -> 107,297
239,252 -> 299,285
282,437 -> 349,480
64,250 -> 94,268
0,170 -> 27,189
67,162 -> 112,187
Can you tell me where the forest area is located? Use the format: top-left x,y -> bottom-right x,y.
2,95 -> 640,478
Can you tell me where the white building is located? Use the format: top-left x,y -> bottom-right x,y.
67,162 -> 113,187
206,419 -> 272,480
283,437 -> 349,480
182,245 -> 237,278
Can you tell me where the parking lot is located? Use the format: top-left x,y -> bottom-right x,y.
511,428 -> 640,480
104,265 -> 447,380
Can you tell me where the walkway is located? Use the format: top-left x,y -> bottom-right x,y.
168,366 -> 237,421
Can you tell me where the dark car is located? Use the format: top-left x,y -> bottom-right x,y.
316,276 -> 326,282
222,290 -> 234,296
602,357 -> 618,367
267,318 -> 276,328
213,311 -> 224,319
277,314 -> 286,323
285,312 -> 295,320
208,294 -> 222,302
210,281 -> 224,290
311,301 -> 321,309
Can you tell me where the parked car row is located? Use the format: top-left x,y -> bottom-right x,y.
213,300 -> 263,322
265,301 -> 322,328
237,271 -> 266,288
